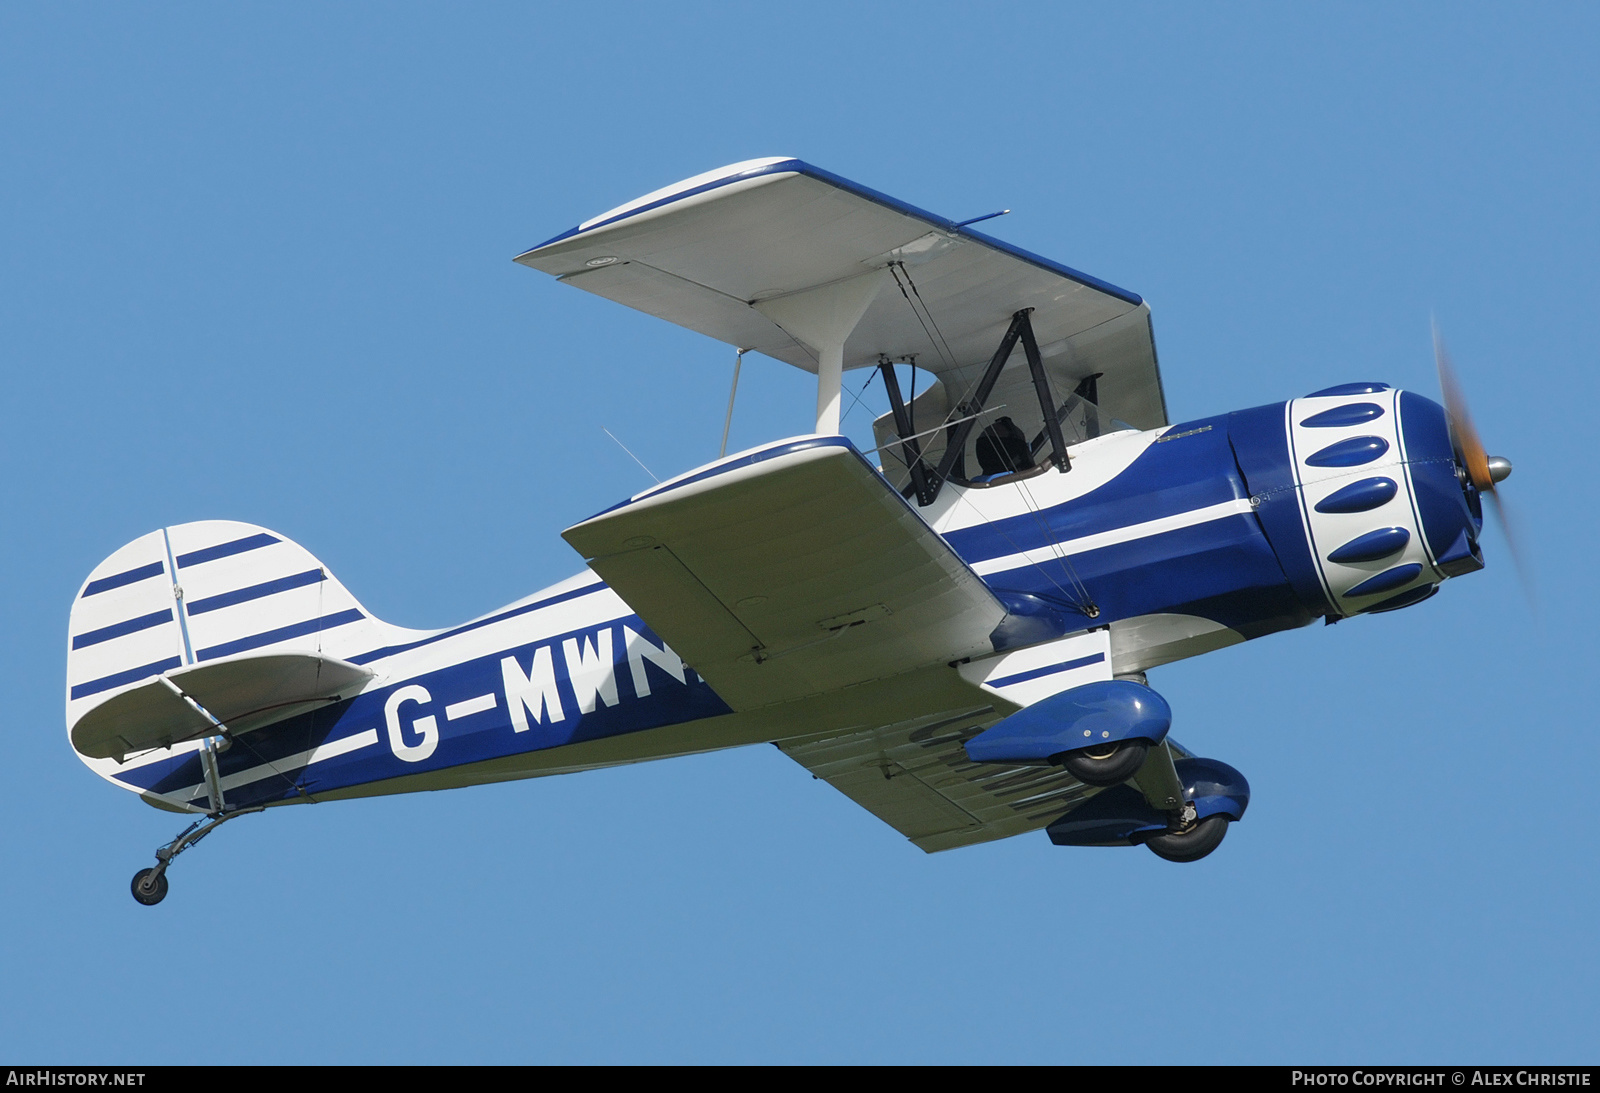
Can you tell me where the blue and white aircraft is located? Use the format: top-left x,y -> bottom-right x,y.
64,158 -> 1512,904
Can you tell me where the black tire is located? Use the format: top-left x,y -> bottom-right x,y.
1144,815 -> 1229,863
131,868 -> 168,906
1056,739 -> 1149,786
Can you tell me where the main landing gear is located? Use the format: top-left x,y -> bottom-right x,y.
1143,807 -> 1229,863
1055,739 -> 1149,786
1045,752 -> 1250,863
129,807 -> 263,906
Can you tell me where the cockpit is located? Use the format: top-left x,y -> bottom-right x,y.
870,308 -> 1132,504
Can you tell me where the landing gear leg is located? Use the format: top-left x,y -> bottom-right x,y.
128,806 -> 264,906
1130,741 -> 1229,863
1131,739 -> 1187,813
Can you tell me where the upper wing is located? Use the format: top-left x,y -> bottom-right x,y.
561,436 -> 1008,711
516,158 -> 1167,430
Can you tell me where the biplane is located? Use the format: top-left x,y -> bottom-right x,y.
63,158 -> 1511,904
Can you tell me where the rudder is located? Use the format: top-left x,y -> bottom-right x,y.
66,520 -> 416,797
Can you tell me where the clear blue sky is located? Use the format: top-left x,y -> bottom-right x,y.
2,3 -> 1594,1064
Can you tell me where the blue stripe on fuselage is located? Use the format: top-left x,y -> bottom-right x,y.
111,616 -> 733,806
943,416 -> 1246,566
349,580 -> 607,664
954,416 -> 1312,638
978,512 -> 1302,635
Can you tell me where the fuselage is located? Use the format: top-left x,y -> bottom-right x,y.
76,383 -> 1482,814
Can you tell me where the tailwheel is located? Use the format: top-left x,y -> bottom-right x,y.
1056,739 -> 1149,786
130,867 -> 169,906
1143,814 -> 1229,863
127,805 -> 264,906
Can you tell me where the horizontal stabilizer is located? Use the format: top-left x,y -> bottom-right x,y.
562,437 -> 1008,710
70,653 -> 373,761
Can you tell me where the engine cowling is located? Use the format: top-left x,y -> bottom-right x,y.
1228,383 -> 1483,619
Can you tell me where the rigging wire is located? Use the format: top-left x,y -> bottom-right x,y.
888,263 -> 954,373
601,426 -> 660,483
885,263 -> 991,480
896,261 -> 959,371
895,260 -> 997,448
172,692 -> 316,808
216,723 -> 319,805
883,262 -> 1101,617
859,404 -> 1008,457
758,316 -> 821,366
838,368 -> 879,426
1013,475 -> 1099,616
945,484 -> 1086,614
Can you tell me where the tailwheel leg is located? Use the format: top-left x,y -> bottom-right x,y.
128,806 -> 265,907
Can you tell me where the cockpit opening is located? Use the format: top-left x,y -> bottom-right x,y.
871,308 -> 1129,505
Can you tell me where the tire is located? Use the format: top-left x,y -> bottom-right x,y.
131,868 -> 168,906
1056,739 -> 1149,786
1144,815 -> 1229,863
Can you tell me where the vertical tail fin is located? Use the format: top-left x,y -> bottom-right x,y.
66,520 -> 419,801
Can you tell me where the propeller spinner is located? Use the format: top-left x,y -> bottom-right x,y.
1433,326 -> 1529,597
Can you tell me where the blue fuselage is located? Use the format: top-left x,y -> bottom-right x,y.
96,385 -> 1481,814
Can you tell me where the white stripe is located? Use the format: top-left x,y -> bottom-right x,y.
366,582 -> 629,678
445,693 -> 497,720
177,728 -> 382,799
969,499 -> 1256,577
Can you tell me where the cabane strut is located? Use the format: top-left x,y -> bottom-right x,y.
879,308 -> 1074,508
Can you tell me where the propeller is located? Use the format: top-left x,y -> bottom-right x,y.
1432,323 -> 1533,605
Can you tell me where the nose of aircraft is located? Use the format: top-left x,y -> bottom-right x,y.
1433,328 -> 1529,593
1397,390 -> 1485,579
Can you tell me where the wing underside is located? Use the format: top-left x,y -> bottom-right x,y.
781,715 -> 1196,852
780,707 -> 1095,852
517,158 -> 1167,430
562,434 -> 1169,852
562,436 -> 1009,712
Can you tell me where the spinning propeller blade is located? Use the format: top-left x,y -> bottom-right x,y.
1432,323 -> 1533,606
